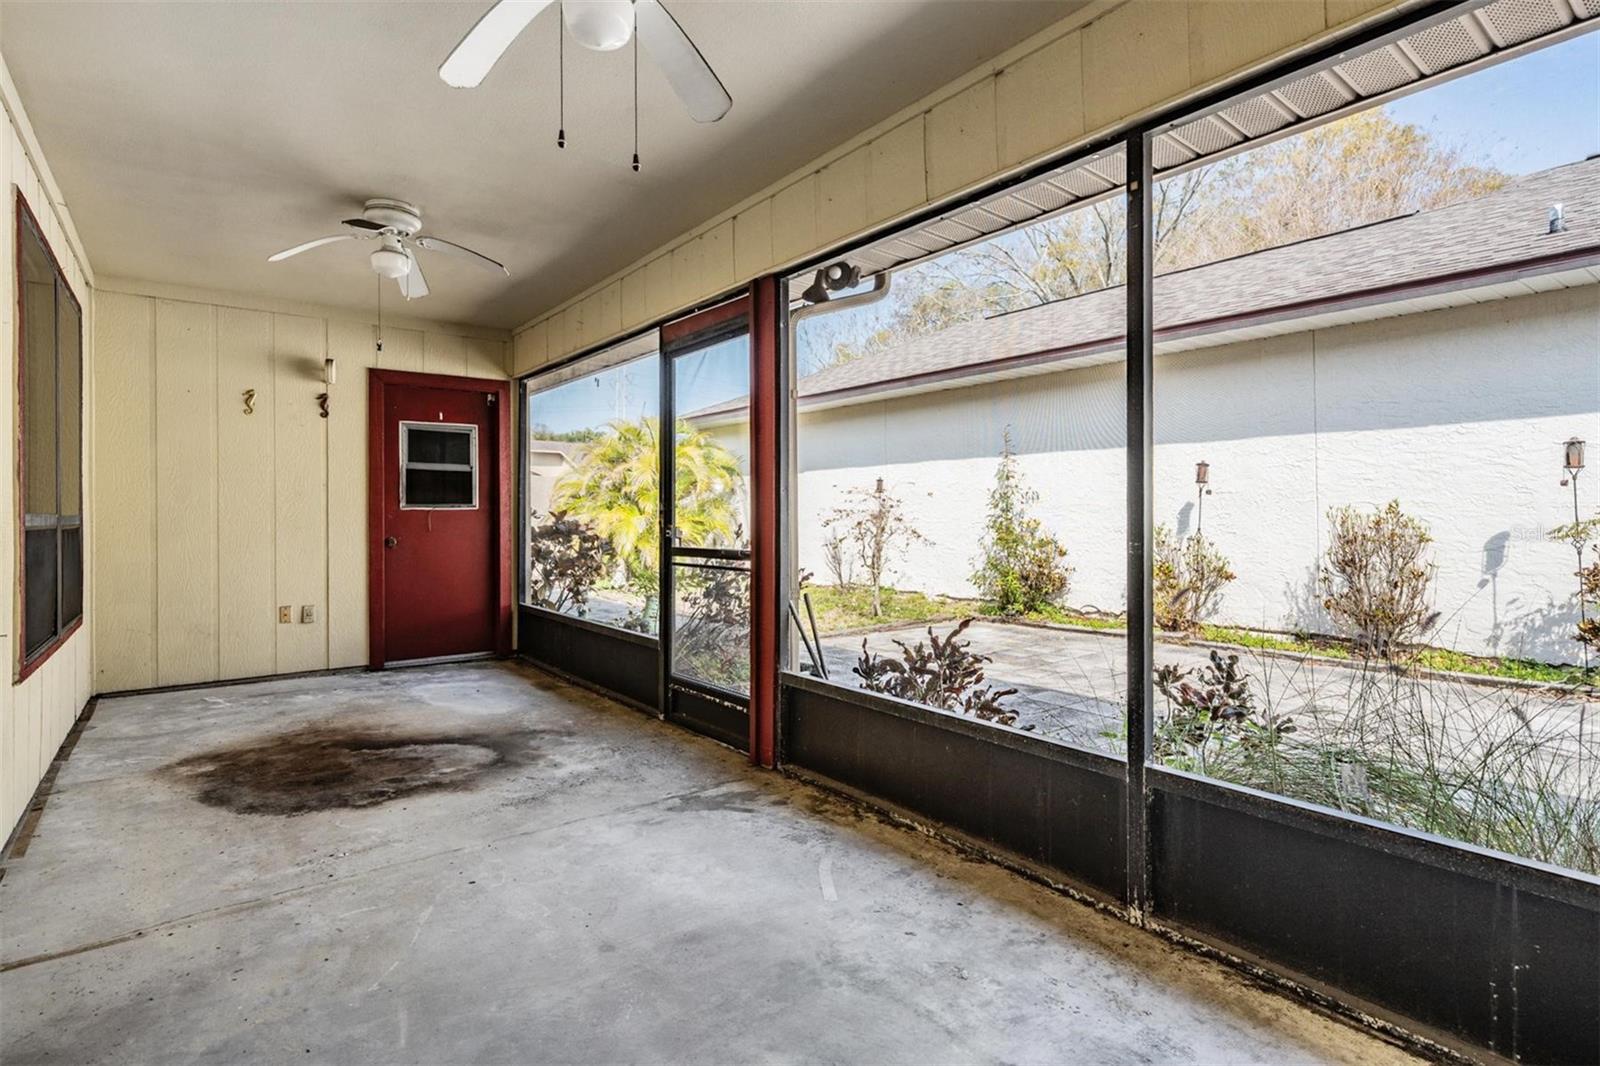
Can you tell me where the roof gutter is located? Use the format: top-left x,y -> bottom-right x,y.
795,243 -> 1600,412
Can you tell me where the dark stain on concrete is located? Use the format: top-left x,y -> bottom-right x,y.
161,720 -> 542,816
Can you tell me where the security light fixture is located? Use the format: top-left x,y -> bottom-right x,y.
801,261 -> 863,305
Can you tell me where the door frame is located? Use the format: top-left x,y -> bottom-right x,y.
367,368 -> 513,669
658,296 -> 752,741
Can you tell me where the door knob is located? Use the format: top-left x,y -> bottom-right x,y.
384,536 -> 399,548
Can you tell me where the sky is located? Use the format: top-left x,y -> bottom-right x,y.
529,334 -> 749,438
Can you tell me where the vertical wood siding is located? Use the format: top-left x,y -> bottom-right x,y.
90,292 -> 508,694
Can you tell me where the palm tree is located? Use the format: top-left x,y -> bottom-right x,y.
551,417 -> 744,615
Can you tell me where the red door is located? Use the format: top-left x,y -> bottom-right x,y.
369,370 -> 512,666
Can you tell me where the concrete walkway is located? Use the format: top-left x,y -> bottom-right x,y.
1,661 -> 1414,1065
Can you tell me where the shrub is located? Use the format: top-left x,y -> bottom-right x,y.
824,481 -> 925,617
1154,651 -> 1293,763
1550,513 -> 1600,657
1153,525 -> 1235,632
972,433 -> 1072,615
854,618 -> 1019,725
1319,500 -> 1437,658
527,512 -> 609,615
821,529 -> 855,589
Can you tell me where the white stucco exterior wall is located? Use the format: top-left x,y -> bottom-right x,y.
768,285 -> 1599,664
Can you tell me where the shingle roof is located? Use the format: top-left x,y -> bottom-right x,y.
771,158 -> 1600,410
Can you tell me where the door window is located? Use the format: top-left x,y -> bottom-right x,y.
400,422 -> 478,509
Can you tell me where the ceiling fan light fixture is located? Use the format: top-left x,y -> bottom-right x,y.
370,245 -> 413,279
564,0 -> 635,52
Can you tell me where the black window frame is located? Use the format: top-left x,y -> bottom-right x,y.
15,188 -> 84,679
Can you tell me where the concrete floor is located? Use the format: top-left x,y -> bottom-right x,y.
0,661 -> 1422,1065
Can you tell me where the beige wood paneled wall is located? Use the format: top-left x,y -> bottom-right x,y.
91,283 -> 507,694
509,0 -> 1405,376
2,60 -> 95,839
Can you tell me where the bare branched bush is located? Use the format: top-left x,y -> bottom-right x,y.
824,481 -> 926,617
1320,500 -> 1439,658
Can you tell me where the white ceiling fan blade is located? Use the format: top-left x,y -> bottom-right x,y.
267,234 -> 356,263
635,0 -> 732,123
415,235 -> 510,276
397,254 -> 430,300
439,0 -> 555,88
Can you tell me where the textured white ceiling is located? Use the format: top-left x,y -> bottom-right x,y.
2,0 -> 1081,329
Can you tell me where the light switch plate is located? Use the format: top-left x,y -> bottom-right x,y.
278,606 -> 292,624
300,604 -> 317,624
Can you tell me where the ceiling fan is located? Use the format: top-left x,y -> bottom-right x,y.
266,198 -> 508,301
439,0 -> 732,124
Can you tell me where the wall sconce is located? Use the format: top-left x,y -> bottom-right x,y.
324,357 -> 337,386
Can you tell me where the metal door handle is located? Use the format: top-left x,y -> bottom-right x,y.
385,536 -> 399,548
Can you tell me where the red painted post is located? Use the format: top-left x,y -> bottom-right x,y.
749,276 -> 780,768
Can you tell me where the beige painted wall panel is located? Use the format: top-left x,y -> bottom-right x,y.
272,313 -> 329,674
866,118 -> 928,225
1083,1 -> 1192,133
514,320 -> 548,375
1326,0 -> 1399,28
671,236 -> 706,309
326,319 -> 376,670
644,254 -> 674,319
424,332 -> 468,376
926,78 -> 999,200
549,305 -> 574,357
594,281 -> 623,343
817,146 -> 868,245
215,308 -> 277,681
620,268 -> 649,329
770,175 -> 818,265
997,31 -> 1085,168
733,200 -> 774,282
702,220 -> 736,293
464,335 -> 504,379
90,291 -> 156,691
1189,1 -> 1325,86
377,325 -> 424,373
154,299 -> 219,686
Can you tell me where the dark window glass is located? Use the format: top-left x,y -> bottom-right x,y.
16,195 -> 83,668
407,427 -> 472,466
61,526 -> 83,625
404,468 -> 475,507
24,529 -> 58,658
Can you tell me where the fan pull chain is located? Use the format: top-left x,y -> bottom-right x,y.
556,11 -> 566,149
631,34 -> 640,172
375,272 -> 384,354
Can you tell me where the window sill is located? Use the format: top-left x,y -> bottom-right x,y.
15,615 -> 83,685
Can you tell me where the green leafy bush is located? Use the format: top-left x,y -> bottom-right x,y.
1319,500 -> 1437,658
972,434 -> 1072,616
1153,525 -> 1235,632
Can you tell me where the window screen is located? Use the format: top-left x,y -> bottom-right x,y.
400,423 -> 478,509
16,193 -> 84,669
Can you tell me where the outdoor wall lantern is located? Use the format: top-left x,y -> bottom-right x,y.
1195,460 -> 1210,486
1564,438 -> 1585,478
1195,460 -> 1212,534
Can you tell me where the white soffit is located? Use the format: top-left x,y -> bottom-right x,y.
828,0 -> 1599,283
